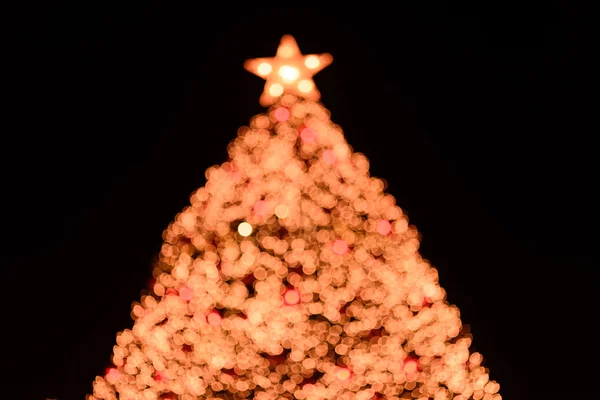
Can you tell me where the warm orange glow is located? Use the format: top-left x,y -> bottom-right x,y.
89,38 -> 501,400
336,367 -> 351,381
322,149 -> 336,164
283,288 -> 301,305
274,204 -> 289,218
244,35 -> 333,106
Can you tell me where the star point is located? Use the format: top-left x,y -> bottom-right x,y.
244,35 -> 333,106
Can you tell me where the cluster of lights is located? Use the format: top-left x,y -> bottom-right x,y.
88,36 -> 500,400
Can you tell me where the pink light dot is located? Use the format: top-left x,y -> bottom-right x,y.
107,368 -> 120,380
253,200 -> 269,217
300,127 -> 317,143
332,239 -> 349,255
273,107 -> 290,121
179,286 -> 193,301
404,358 -> 418,374
376,219 -> 392,235
284,289 -> 301,305
322,149 -> 336,165
207,311 -> 222,326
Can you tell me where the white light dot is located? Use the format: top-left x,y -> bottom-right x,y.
279,65 -> 300,82
298,79 -> 313,93
269,83 -> 284,97
305,56 -> 320,69
257,62 -> 272,76
238,222 -> 253,237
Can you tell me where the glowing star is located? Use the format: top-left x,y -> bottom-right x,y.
244,35 -> 333,106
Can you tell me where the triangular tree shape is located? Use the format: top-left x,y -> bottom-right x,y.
89,35 -> 501,400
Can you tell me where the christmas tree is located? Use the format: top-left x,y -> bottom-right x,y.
88,35 -> 501,400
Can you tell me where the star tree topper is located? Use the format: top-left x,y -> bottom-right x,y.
244,35 -> 333,106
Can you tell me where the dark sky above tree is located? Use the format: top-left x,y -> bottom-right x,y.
3,3 -> 594,400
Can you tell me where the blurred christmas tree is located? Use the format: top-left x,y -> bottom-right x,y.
89,35 -> 501,400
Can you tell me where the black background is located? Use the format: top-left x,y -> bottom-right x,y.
3,3 -> 595,399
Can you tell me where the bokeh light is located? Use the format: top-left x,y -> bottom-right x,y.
283,288 -> 301,305
300,127 -> 317,143
279,65 -> 300,82
207,311 -> 222,326
305,55 -> 320,69
298,79 -> 314,93
322,149 -> 336,165
332,239 -> 349,255
89,36 -> 501,400
273,107 -> 290,122
376,219 -> 392,236
268,83 -> 284,97
257,62 -> 272,76
238,222 -> 253,237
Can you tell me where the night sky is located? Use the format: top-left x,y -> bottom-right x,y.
4,3 -> 594,399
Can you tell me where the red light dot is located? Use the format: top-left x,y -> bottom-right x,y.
404,358 -> 418,374
207,311 -> 222,326
179,286 -> 193,301
322,149 -> 336,165
332,239 -> 348,255
284,289 -> 301,305
165,288 -> 178,296
154,371 -> 167,382
376,219 -> 391,235
300,127 -> 317,143
274,107 -> 290,121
